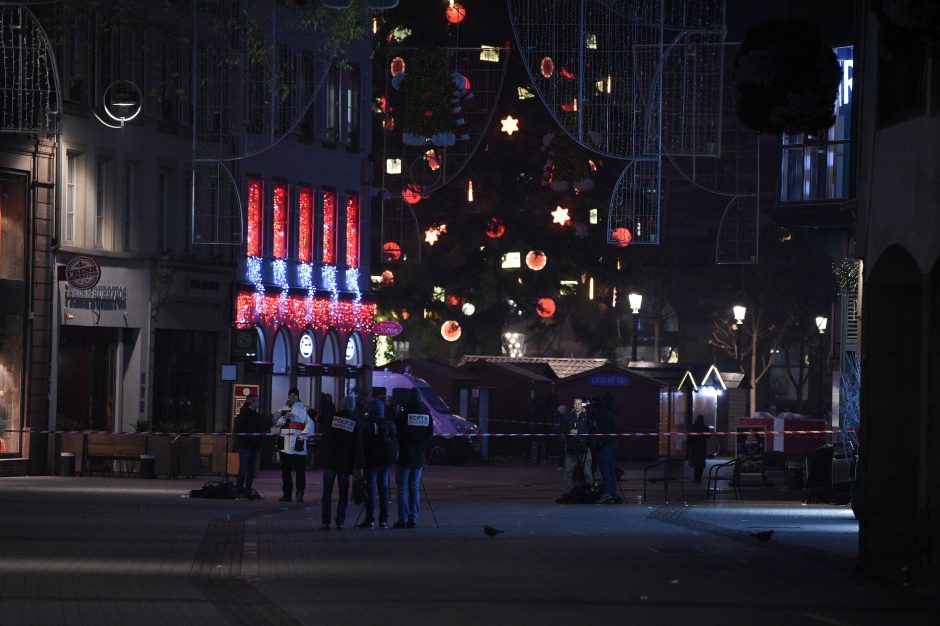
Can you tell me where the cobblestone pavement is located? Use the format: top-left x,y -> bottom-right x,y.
0,459 -> 936,625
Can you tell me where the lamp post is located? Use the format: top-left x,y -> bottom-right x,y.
628,292 -> 643,363
732,305 -> 747,371
815,315 -> 828,418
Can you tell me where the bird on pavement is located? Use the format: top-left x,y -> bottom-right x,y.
749,530 -> 775,543
484,525 -> 505,537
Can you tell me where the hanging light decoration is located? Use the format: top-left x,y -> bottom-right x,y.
526,250 -> 547,271
390,56 -> 406,76
424,149 -> 441,171
611,227 -> 633,247
383,241 -> 402,262
467,179 -> 474,202
500,115 -> 519,135
536,298 -> 556,318
381,270 -> 395,284
461,302 -> 476,316
540,57 -> 555,78
485,217 -> 506,239
551,206 -> 571,225
445,1 -> 467,24
441,320 -> 462,341
402,184 -> 423,204
446,294 -> 463,307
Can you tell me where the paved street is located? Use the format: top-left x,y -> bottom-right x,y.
0,459 -> 935,625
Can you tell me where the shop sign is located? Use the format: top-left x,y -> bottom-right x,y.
299,334 -> 314,359
64,256 -> 101,290
374,320 -> 403,336
231,329 -> 259,360
232,383 -> 261,423
586,373 -> 631,387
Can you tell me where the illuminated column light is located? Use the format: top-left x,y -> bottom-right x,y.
323,265 -> 339,303
247,256 -> 264,322
298,262 -> 315,323
589,277 -> 594,300
346,268 -> 361,303
467,180 -> 474,202
273,259 -> 288,325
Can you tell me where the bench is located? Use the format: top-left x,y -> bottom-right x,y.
85,434 -> 148,475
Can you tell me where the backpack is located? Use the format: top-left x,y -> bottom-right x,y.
374,419 -> 399,465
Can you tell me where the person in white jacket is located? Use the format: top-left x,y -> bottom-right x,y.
275,387 -> 314,502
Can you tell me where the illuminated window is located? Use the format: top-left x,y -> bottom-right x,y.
321,190 -> 336,265
272,183 -> 288,259
298,187 -> 313,263
345,194 -> 360,269
246,178 -> 262,257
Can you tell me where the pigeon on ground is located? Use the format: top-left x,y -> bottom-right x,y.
749,530 -> 775,543
484,525 -> 505,537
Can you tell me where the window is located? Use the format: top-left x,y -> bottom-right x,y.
65,153 -> 79,244
345,193 -> 359,268
272,183 -> 288,259
779,46 -> 853,202
123,163 -> 136,251
246,178 -> 263,257
344,64 -> 361,145
95,158 -> 110,248
158,170 -> 169,252
298,187 -> 313,262
321,190 -> 336,265
325,65 -> 341,141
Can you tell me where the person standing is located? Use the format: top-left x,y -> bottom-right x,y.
687,414 -> 711,483
234,393 -> 263,500
275,387 -> 314,503
560,399 -> 593,498
318,398 -> 361,530
593,393 -> 620,504
356,398 -> 398,529
394,389 -> 433,528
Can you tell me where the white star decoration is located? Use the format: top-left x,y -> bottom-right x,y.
425,228 -> 439,245
500,115 -> 519,135
551,206 -> 571,225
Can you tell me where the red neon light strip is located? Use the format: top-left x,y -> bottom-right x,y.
322,191 -> 336,265
246,179 -> 262,257
298,187 -> 312,263
346,194 -> 359,268
272,184 -> 288,259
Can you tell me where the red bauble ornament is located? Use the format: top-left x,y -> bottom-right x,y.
540,57 -> 555,78
485,217 -> 506,239
390,57 -> 405,76
446,294 -> 463,307
441,320 -> 462,341
525,250 -> 547,271
383,241 -> 403,262
611,227 -> 633,247
402,184 -> 423,205
536,298 -> 556,318
445,2 -> 466,24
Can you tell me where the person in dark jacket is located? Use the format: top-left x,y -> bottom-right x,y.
318,400 -> 361,530
356,398 -> 398,529
593,393 -> 620,504
560,399 -> 594,497
234,393 -> 263,500
687,414 -> 711,483
393,389 -> 433,528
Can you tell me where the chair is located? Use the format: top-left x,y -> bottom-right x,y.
642,457 -> 686,503
707,458 -> 743,502
762,451 -> 788,487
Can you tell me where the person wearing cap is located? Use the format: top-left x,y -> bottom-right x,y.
274,387 -> 314,502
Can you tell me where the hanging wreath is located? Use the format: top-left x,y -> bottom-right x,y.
733,18 -> 841,135
541,133 -> 594,192
392,48 -> 471,147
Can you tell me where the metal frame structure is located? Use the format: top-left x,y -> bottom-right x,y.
0,2 -> 60,135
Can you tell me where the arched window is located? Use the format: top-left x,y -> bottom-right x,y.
271,328 -> 292,414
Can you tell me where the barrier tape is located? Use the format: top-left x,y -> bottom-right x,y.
3,428 -> 853,439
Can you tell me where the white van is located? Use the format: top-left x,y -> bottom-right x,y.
372,369 -> 480,464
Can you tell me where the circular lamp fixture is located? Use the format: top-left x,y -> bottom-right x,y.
441,320 -> 462,341
536,298 -> 556,318
525,250 -> 547,271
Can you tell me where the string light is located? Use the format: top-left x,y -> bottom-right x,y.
323,264 -> 339,303
247,256 -> 265,318
322,191 -> 336,265
273,184 -> 288,259
298,261 -> 315,320
246,179 -> 262,257
236,292 -> 375,332
346,268 -> 362,303
346,194 -> 359,269
298,187 -> 312,263
273,259 -> 288,325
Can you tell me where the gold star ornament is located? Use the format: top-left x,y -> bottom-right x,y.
551,206 -> 571,225
500,115 -> 519,136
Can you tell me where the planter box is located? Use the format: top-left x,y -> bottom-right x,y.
60,432 -> 86,475
145,436 -> 178,478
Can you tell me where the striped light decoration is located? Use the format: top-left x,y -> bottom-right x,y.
236,292 -> 375,332
246,179 -> 262,257
298,187 -> 312,263
272,184 -> 288,259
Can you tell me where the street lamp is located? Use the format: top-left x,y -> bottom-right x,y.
815,315 -> 828,333
733,305 -> 747,325
628,293 -> 642,362
732,305 -> 746,374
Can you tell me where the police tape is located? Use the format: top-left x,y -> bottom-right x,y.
4,428 -> 852,438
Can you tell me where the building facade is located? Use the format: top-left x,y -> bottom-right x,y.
0,2 -> 375,473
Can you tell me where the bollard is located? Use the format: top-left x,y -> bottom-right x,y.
139,454 -> 156,479
59,452 -> 76,477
